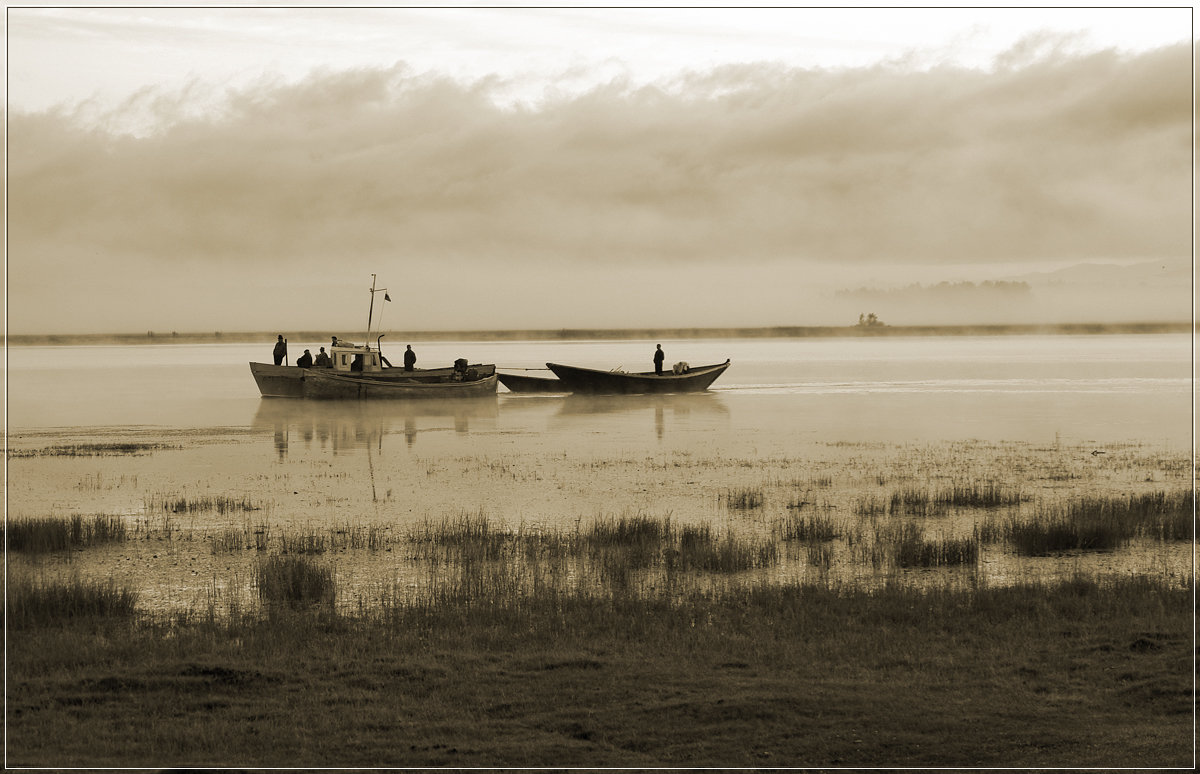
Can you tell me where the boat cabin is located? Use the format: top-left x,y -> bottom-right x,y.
330,345 -> 383,373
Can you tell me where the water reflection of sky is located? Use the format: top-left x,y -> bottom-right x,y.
242,387 -> 1187,456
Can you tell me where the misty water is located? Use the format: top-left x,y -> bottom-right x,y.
6,333 -> 1190,441
4,333 -> 1193,613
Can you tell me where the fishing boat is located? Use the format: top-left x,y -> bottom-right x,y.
300,368 -> 498,400
249,274 -> 497,399
497,371 -> 566,393
545,360 -> 731,394
250,355 -> 496,398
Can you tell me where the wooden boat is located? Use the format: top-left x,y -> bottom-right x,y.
300,369 -> 498,400
249,274 -> 497,399
497,371 -> 566,393
251,360 -> 496,398
545,360 -> 730,394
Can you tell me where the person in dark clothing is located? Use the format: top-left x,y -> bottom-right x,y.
403,345 -> 417,372
314,347 -> 332,368
653,344 -> 665,375
273,335 -> 287,366
296,349 -> 313,368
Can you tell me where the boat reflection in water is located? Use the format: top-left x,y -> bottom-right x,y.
251,398 -> 500,457
554,392 -> 729,440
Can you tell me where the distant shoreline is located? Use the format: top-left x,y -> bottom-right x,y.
4,321 -> 1191,347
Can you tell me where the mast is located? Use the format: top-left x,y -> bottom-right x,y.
365,274 -> 389,349
366,274 -> 376,347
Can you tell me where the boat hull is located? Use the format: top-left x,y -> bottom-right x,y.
545,360 -> 730,394
250,362 -> 496,398
300,369 -> 498,400
497,372 -> 566,393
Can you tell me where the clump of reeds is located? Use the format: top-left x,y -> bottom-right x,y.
1005,516 -> 1123,555
889,487 -> 943,517
4,514 -> 127,554
253,555 -> 336,608
776,512 -> 839,542
1004,490 -> 1194,555
8,442 -> 176,458
886,523 -> 979,568
887,482 -> 1022,516
854,496 -> 888,517
587,513 -> 671,546
805,541 -> 834,572
586,514 -> 673,574
279,528 -> 328,555
408,511 -> 509,561
669,525 -> 777,573
938,481 -> 1023,509
329,523 -> 389,550
210,525 -> 249,553
6,574 -> 139,628
146,493 -> 260,514
722,487 -> 764,510
1114,490 -> 1194,541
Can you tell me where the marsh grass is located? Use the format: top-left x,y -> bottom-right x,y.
1003,490 -> 1194,555
329,522 -> 389,550
6,574 -> 138,628
587,513 -> 671,547
279,528 -> 328,555
4,514 -> 128,554
146,493 -> 261,514
253,555 -> 336,608
721,487 -> 764,510
402,512 -> 776,588
885,523 -> 980,568
776,511 -> 839,542
210,525 -> 249,553
669,526 -> 777,573
889,482 -> 1022,516
8,442 -> 177,458
889,487 -> 944,517
6,571 -> 1191,767
939,481 -> 1023,508
854,495 -> 889,517
408,510 -> 509,562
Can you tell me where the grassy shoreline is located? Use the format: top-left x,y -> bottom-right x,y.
5,575 -> 1193,767
6,320 -> 1190,346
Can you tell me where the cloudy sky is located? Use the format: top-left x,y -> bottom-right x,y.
5,3 -> 1193,334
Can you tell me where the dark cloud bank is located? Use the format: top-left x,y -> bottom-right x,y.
7,42 -> 1191,333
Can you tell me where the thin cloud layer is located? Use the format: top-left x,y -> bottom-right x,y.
6,42 -> 1191,332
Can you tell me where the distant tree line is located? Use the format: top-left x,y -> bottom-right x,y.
837,280 -> 1032,300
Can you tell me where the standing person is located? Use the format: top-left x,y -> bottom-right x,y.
653,344 -> 665,376
314,347 -> 332,367
403,345 -> 417,372
296,349 -> 313,368
273,335 -> 287,366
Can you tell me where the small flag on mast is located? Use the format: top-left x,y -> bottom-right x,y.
384,293 -> 391,302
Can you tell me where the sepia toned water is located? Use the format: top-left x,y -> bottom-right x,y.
6,333 -> 1191,442
4,333 -> 1193,613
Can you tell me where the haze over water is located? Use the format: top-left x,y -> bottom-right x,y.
5,333 -> 1190,448
5,332 -> 1191,610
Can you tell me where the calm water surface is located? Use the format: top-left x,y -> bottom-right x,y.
4,333 -> 1191,445
5,333 -> 1191,612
